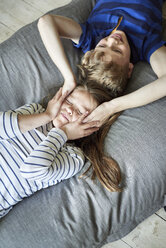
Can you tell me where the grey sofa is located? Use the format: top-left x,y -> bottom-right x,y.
0,0 -> 166,247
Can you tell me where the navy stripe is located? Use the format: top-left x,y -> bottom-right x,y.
28,131 -> 40,145
34,130 -> 43,142
0,157 -> 23,199
35,149 -> 55,158
53,130 -> 66,143
10,138 -> 28,157
63,152 -> 71,179
0,147 -> 29,197
2,142 -> 34,194
30,104 -> 36,113
3,112 -> 9,138
45,140 -> 58,151
22,134 -> 34,150
92,8 -> 160,33
0,178 -> 18,203
18,108 -> 31,114
58,153 -> 67,179
0,191 -> 11,206
24,162 -> 48,167
10,112 -> 15,137
49,156 -> 62,181
49,134 -> 62,146
60,152 -> 71,179
92,1 -> 161,17
28,155 -> 52,162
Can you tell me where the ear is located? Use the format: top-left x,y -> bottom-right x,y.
127,62 -> 134,78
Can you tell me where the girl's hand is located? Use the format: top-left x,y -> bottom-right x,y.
62,78 -> 77,95
61,112 -> 100,140
45,88 -> 68,121
83,102 -> 112,127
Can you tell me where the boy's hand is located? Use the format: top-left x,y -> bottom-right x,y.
83,102 -> 112,127
62,78 -> 77,95
61,112 -> 100,140
45,88 -> 68,121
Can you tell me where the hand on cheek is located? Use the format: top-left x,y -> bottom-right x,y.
60,112 -> 100,140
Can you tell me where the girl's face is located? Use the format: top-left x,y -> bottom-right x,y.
53,88 -> 98,128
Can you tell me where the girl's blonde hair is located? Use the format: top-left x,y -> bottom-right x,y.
74,81 -> 122,192
78,49 -> 129,97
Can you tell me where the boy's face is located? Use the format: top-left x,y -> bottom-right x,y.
95,30 -> 131,66
53,88 -> 98,128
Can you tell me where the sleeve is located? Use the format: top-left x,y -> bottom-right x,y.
0,103 -> 43,140
144,37 -> 166,63
73,22 -> 97,53
20,128 -> 85,182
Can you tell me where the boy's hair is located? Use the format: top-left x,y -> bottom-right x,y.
74,81 -> 122,192
78,49 -> 129,97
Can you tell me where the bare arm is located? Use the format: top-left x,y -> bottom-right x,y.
37,14 -> 82,93
18,88 -> 67,133
110,45 -> 166,113
84,46 -> 166,125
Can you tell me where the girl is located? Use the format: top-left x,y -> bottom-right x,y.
0,82 -> 121,218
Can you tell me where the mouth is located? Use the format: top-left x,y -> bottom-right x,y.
110,33 -> 123,42
61,112 -> 69,122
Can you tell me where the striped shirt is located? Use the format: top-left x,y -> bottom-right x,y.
0,103 -> 85,218
74,0 -> 165,63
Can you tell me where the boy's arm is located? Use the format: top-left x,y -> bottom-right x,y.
37,15 -> 82,93
84,46 -> 166,125
110,45 -> 166,113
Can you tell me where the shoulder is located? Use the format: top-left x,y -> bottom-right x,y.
150,45 -> 166,78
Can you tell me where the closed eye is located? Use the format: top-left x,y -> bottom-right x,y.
65,99 -> 72,105
98,44 -> 106,48
76,109 -> 83,115
112,49 -> 122,54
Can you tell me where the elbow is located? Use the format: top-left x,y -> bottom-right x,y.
37,14 -> 53,31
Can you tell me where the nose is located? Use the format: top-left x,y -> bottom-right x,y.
66,106 -> 73,115
105,35 -> 120,47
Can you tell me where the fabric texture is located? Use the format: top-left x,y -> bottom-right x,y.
0,103 -> 84,218
0,0 -> 166,247
74,0 -> 166,63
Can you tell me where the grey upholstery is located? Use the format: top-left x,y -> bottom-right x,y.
0,0 -> 166,247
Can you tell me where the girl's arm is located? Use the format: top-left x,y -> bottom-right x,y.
18,88 -> 67,133
37,14 -> 82,94
0,103 -> 43,140
20,128 -> 85,181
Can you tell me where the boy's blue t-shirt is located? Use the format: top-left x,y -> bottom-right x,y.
74,0 -> 165,64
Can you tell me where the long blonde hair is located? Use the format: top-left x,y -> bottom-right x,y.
74,81 -> 122,192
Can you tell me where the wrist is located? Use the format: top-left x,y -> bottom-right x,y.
59,126 -> 69,140
43,111 -> 53,122
64,73 -> 76,83
107,99 -> 122,115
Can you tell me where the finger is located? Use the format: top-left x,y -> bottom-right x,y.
83,120 -> 100,129
81,127 -> 99,138
82,112 -> 96,123
78,111 -> 89,124
53,87 -> 62,100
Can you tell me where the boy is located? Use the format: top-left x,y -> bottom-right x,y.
38,0 -> 166,125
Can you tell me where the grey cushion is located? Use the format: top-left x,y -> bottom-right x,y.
0,0 -> 166,247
